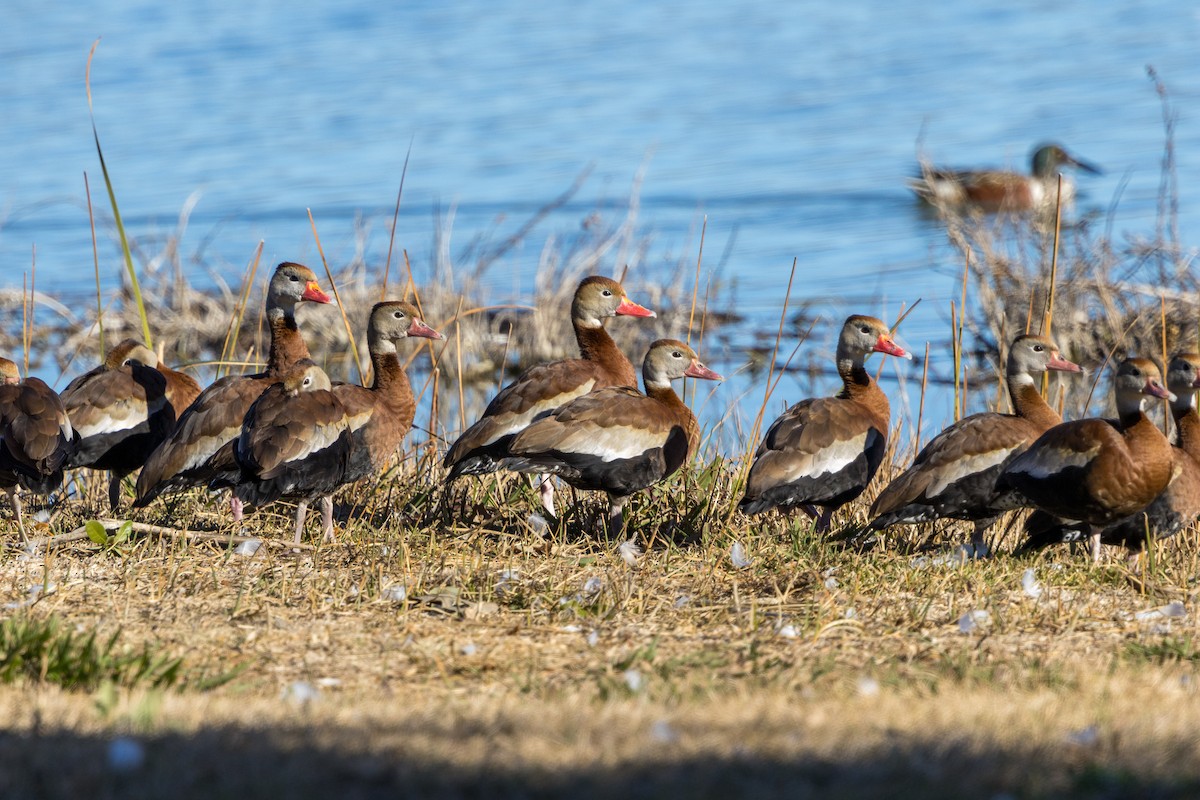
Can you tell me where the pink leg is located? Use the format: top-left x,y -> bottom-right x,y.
7,488 -> 26,543
1089,528 -> 1101,564
293,499 -> 309,545
320,496 -> 335,543
230,495 -> 244,526
538,475 -> 556,518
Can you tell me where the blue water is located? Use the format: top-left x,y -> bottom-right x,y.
3,0 -> 1199,437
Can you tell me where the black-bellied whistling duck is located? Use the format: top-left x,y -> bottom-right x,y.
866,334 -> 1081,554
0,358 -> 73,541
505,339 -> 722,537
1018,352 -> 1200,561
738,315 -> 911,530
61,339 -> 202,510
1001,357 -> 1176,563
134,262 -> 331,510
334,301 -> 444,486
220,361 -> 352,543
443,275 -> 655,515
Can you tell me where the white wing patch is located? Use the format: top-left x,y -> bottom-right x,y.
482,380 -> 596,446
780,432 -> 867,482
1008,444 -> 1100,479
925,447 -> 1016,498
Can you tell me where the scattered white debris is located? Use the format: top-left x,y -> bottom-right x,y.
673,594 -> 692,609
586,630 -> 600,647
844,607 -> 857,619
618,538 -> 642,566
623,669 -> 644,693
778,624 -> 799,639
3,584 -> 53,610
562,624 -> 582,633
958,609 -> 990,634
1066,724 -> 1099,747
282,681 -> 319,706
460,642 -> 478,656
380,584 -> 407,603
650,719 -> 678,743
494,569 -> 520,597
857,676 -> 881,697
730,541 -> 752,569
1135,601 -> 1186,621
1021,568 -> 1043,599
583,576 -> 603,596
233,538 -> 262,556
315,677 -> 342,688
107,736 -> 145,773
527,514 -> 550,535
32,510 -> 51,524
824,575 -> 839,590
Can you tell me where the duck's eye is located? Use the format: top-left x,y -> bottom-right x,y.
860,325 -> 871,334
1033,344 -> 1044,352
601,289 -> 613,297
393,311 -> 404,319
672,351 -> 683,359
289,274 -> 299,282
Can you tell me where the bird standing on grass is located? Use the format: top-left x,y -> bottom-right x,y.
1001,357 -> 1175,563
866,334 -> 1081,555
505,339 -> 722,538
0,358 -> 73,541
134,261 -> 331,515
443,275 -> 655,517
739,315 -> 910,532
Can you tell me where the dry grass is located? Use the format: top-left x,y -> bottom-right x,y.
3,449 -> 1200,798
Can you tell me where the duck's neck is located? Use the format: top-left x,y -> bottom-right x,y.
1009,376 -> 1061,429
646,381 -> 699,459
1172,397 -> 1200,461
266,304 -> 309,376
577,322 -> 636,387
836,355 -> 875,401
371,348 -> 414,413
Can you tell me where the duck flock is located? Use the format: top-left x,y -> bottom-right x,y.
2,145 -> 1188,566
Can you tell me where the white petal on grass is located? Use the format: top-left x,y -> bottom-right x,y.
618,539 -> 642,566
461,642 -> 477,656
1066,724 -> 1099,747
107,737 -> 145,773
730,541 -> 752,569
778,624 -> 799,639
381,584 -> 407,603
1135,601 -> 1186,621
315,677 -> 342,688
586,630 -> 600,647
857,676 -> 881,697
650,719 -> 678,743
958,609 -> 989,634
282,681 -> 319,706
1021,568 -> 1043,599
233,538 -> 262,556
624,669 -> 644,693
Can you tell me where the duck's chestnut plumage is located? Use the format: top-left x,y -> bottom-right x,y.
1018,353 -> 1200,558
867,334 -> 1081,552
739,315 -> 910,530
506,338 -> 722,537
443,275 -> 654,515
134,262 -> 331,509
0,358 -> 73,540
334,301 -> 443,485
1002,357 -> 1176,562
62,339 -> 201,509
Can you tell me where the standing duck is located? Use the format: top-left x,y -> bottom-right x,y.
1001,357 -> 1175,563
1018,352 -> 1200,560
443,275 -> 654,515
61,339 -> 201,509
134,262 -> 331,511
222,361 -> 352,543
0,358 -> 73,540
333,301 -> 444,486
739,315 -> 911,531
909,142 -> 1101,212
505,339 -> 722,537
867,334 -> 1081,554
